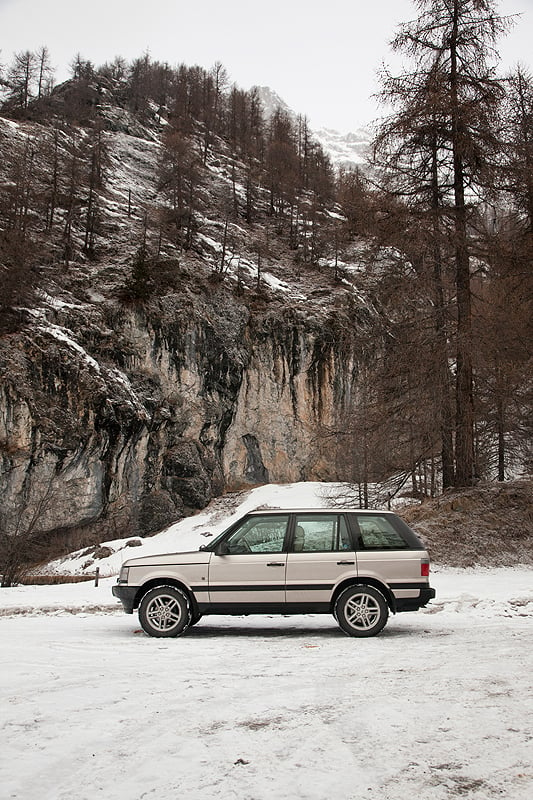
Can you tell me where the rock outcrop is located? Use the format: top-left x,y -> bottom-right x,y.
0,278 -> 366,553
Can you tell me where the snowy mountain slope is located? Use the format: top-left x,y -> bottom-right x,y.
252,86 -> 293,120
253,85 -> 371,170
44,482 -> 350,578
313,126 -> 370,169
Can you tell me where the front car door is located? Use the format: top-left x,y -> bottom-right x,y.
285,513 -> 356,608
207,513 -> 289,606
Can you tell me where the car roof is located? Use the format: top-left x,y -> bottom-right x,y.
247,508 -> 395,515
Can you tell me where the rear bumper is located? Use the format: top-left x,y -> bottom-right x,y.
112,585 -> 137,614
395,586 -> 436,612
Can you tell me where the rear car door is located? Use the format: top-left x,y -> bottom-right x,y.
208,513 -> 289,604
285,513 -> 356,606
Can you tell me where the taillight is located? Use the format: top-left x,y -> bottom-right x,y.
421,560 -> 430,577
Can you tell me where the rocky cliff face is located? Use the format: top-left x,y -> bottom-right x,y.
0,275 -> 366,553
223,308 -> 360,487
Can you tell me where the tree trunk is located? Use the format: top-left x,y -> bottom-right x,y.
497,394 -> 505,482
431,131 -> 455,488
451,1 -> 474,486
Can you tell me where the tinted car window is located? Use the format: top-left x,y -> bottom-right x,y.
292,514 -> 352,552
352,514 -> 410,550
225,515 -> 289,554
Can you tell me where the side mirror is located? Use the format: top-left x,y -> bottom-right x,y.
215,540 -> 230,556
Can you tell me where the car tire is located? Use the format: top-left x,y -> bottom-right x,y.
138,586 -> 190,637
334,585 -> 389,637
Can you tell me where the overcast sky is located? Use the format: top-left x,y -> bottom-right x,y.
1,0 -> 531,132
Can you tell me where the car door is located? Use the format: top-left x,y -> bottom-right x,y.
207,513 -> 290,605
285,513 -> 356,606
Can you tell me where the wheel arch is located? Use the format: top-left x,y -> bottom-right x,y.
332,577 -> 396,614
134,578 -> 198,615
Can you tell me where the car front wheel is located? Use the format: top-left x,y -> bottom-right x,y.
138,586 -> 190,637
334,585 -> 389,637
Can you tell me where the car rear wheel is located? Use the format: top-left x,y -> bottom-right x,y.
334,585 -> 389,637
139,586 -> 190,637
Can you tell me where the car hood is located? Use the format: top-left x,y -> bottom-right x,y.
123,550 -> 212,568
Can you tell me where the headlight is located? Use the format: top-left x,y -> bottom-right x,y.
118,565 -> 130,584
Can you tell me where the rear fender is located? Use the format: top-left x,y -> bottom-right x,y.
332,577 -> 396,613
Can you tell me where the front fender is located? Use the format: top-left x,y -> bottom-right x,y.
128,564 -> 209,606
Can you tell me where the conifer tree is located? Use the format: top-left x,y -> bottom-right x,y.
35,46 -> 54,99
6,50 -> 37,109
374,0 -> 509,486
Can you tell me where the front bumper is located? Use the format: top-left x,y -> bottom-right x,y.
112,585 -> 137,614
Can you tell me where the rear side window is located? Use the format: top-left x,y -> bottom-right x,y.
292,514 -> 353,552
351,514 -> 417,550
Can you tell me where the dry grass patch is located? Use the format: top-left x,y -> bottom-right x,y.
402,480 -> 533,567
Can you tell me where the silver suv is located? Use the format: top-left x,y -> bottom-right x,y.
112,509 -> 435,637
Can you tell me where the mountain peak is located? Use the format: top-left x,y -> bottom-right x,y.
252,85 -> 370,170
251,85 -> 293,120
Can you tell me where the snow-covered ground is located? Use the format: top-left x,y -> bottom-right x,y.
1,573 -> 531,799
2,483 -> 532,799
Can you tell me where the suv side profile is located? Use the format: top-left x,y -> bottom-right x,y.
112,509 -> 435,638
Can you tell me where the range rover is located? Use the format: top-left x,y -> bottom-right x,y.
112,509 -> 435,637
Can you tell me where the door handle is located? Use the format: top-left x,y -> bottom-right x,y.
267,562 -> 285,567
337,560 -> 355,565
